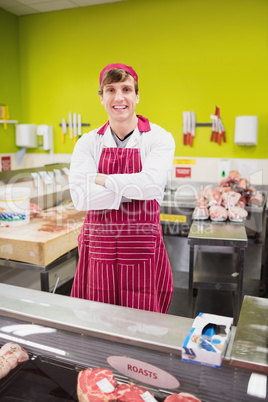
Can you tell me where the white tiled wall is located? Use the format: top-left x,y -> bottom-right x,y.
172,156 -> 268,185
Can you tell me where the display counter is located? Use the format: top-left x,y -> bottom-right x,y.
0,284 -> 267,401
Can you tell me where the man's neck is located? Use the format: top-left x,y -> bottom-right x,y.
110,115 -> 138,140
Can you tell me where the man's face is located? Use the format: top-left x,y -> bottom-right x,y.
100,77 -> 139,124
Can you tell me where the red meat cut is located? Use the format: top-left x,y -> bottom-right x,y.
77,368 -> 118,402
228,206 -> 248,221
209,205 -> 228,220
248,192 -> 264,206
164,392 -> 201,401
116,383 -> 156,401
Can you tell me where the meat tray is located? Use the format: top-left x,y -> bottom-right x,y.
0,353 -> 173,402
0,354 -> 79,401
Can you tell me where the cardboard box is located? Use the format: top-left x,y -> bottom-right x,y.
182,312 -> 233,368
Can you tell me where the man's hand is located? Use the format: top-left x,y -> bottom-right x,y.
95,173 -> 108,186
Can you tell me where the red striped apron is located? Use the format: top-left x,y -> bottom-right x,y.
71,144 -> 173,313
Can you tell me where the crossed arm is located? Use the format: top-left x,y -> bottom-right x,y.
69,129 -> 175,211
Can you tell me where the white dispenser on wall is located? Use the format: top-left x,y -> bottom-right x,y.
234,116 -> 258,145
37,125 -> 53,150
16,124 -> 37,148
217,159 -> 231,183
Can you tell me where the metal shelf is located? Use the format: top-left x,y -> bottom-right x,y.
193,248 -> 239,291
0,120 -> 18,124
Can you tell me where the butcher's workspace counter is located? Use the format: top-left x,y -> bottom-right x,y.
188,220 -> 248,246
0,284 -> 267,402
0,203 -> 86,266
0,204 -> 86,292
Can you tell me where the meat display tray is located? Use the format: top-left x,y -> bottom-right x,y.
0,355 -> 79,402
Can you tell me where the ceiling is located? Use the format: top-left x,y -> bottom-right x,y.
0,0 -> 125,16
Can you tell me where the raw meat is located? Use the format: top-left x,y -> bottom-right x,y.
208,189 -> 222,206
237,178 -> 249,190
218,178 -> 230,187
201,185 -> 213,200
193,205 -> 209,219
209,205 -> 228,220
77,368 -> 117,402
218,186 -> 232,193
0,342 -> 29,379
0,356 -> 11,379
228,170 -> 241,182
197,199 -> 208,207
221,191 -> 241,208
246,186 -> 257,196
201,186 -> 222,206
248,192 -> 264,206
164,392 -> 201,401
196,171 -> 263,214
30,202 -> 42,217
116,383 -> 155,401
228,207 -> 248,221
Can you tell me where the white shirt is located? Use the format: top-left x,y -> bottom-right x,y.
69,121 -> 175,211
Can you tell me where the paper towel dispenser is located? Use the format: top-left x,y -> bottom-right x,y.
16,124 -> 37,148
37,125 -> 53,151
234,116 -> 258,146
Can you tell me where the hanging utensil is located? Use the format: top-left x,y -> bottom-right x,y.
78,114 -> 82,138
210,115 -> 216,141
221,120 -> 226,143
61,117 -> 67,143
73,112 -> 77,144
186,111 -> 191,144
68,111 -> 73,139
189,111 -> 196,147
183,112 -> 188,145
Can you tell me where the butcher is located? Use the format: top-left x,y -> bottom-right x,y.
69,63 -> 175,313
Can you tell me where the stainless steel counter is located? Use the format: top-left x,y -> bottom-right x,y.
188,221 -> 248,324
231,295 -> 268,373
0,283 -> 192,355
189,220 -> 248,245
0,284 -> 267,401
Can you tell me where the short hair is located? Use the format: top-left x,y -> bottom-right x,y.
98,68 -> 139,95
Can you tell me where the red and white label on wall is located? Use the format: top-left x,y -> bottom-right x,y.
175,167 -> 191,178
107,356 -> 180,389
1,156 -> 11,171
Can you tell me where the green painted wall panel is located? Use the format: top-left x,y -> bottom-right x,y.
1,0 -> 268,158
0,8 -> 21,153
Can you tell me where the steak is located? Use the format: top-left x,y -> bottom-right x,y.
228,206 -> 248,220
209,205 -> 228,220
77,368 -> 118,402
116,383 -> 156,401
164,392 -> 201,401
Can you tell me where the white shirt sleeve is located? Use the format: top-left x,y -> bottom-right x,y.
69,132 -> 122,211
104,125 -> 175,202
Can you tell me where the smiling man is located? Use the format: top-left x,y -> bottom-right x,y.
69,63 -> 175,314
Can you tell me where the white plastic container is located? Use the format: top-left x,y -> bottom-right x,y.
0,186 -> 31,226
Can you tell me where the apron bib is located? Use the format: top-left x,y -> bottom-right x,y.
71,146 -> 173,313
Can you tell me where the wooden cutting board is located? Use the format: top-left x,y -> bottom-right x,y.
0,204 -> 87,266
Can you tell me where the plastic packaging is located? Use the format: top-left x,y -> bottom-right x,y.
0,186 -> 31,226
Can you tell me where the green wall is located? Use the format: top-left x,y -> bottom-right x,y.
0,8 -> 21,153
1,0 -> 268,158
